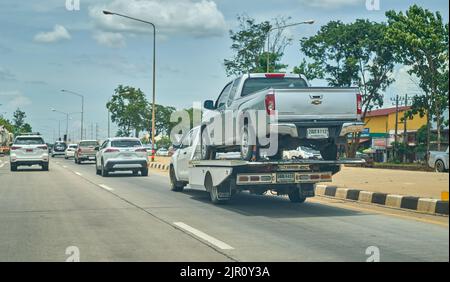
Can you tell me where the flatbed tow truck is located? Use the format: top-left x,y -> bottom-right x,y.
184,158 -> 365,204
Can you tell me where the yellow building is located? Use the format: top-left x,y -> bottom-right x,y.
362,106 -> 427,150
364,106 -> 427,133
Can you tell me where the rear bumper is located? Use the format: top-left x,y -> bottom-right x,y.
10,158 -> 49,166
77,154 -> 96,160
52,151 -> 65,155
269,120 -> 362,139
105,159 -> 148,171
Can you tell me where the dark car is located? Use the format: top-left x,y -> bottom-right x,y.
356,152 -> 374,167
51,141 -> 67,157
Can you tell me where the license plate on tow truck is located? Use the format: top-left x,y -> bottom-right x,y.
307,128 -> 329,139
277,172 -> 295,183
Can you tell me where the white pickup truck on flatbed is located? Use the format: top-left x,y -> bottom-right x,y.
170,126 -> 365,204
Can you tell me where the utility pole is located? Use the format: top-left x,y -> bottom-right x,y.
394,95 -> 399,160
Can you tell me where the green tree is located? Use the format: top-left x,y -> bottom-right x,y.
0,117 -> 14,133
107,85 -> 148,138
156,136 -> 171,149
144,104 -> 177,138
297,19 -> 396,157
224,15 -> 291,76
12,108 -> 32,135
386,5 -> 449,154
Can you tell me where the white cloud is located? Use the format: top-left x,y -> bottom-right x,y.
298,0 -> 362,9
34,25 -> 71,43
93,31 -> 126,48
89,0 -> 227,38
0,91 -> 32,109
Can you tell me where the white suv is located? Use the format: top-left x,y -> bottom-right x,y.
95,137 -> 148,177
10,135 -> 49,171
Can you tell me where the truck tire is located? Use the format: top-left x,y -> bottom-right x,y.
101,161 -> 109,177
435,160 -> 446,173
240,123 -> 258,161
320,143 -> 338,160
169,166 -> 185,192
288,187 -> 307,203
10,163 -> 17,172
42,163 -> 49,171
205,173 -> 230,204
141,168 -> 149,177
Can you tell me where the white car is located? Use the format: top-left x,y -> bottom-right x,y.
283,146 -> 322,160
95,137 -> 149,177
9,135 -> 49,171
156,148 -> 169,156
428,147 -> 449,173
65,144 -> 78,159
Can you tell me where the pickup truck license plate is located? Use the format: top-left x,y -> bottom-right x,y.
277,172 -> 295,183
307,128 -> 329,139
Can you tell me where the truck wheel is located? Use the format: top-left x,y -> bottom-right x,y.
42,163 -> 49,171
240,124 -> 258,161
320,143 -> 338,160
101,161 -> 109,177
10,163 -> 17,172
205,173 -> 230,204
435,160 -> 446,173
141,168 -> 149,177
169,166 -> 185,192
288,187 -> 307,203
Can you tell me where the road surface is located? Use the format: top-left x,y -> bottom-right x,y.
0,156 -> 448,262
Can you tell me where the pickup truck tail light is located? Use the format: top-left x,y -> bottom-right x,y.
356,93 -> 362,115
37,145 -> 48,150
105,148 -> 120,153
135,148 -> 147,153
265,93 -> 276,116
11,146 -> 21,151
265,73 -> 285,78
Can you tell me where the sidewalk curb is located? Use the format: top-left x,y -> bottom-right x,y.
315,184 -> 449,216
148,162 -> 169,171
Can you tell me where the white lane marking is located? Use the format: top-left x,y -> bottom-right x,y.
63,165 -> 68,168
173,222 -> 234,250
99,184 -> 113,191
74,172 -> 82,176
0,163 -> 5,168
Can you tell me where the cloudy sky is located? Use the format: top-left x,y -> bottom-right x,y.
0,0 -> 448,141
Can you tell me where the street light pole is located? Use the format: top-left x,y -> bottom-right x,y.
266,20 -> 314,73
103,10 -> 157,162
61,90 -> 84,140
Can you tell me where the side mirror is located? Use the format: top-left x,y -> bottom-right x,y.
203,100 -> 215,110
94,146 -> 100,151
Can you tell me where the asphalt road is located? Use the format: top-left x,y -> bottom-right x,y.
0,156 -> 448,262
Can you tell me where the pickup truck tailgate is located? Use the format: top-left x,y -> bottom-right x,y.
275,88 -> 359,121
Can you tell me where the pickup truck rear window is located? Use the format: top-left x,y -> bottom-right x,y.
15,137 -> 45,145
111,140 -> 142,148
79,141 -> 98,147
241,77 -> 308,97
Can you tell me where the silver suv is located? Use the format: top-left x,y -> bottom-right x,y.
95,137 -> 148,177
10,135 -> 49,171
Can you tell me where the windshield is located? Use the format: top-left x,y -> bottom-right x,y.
15,137 -> 45,145
242,77 -> 308,97
69,145 -> 78,149
111,140 -> 142,148
79,141 -> 98,147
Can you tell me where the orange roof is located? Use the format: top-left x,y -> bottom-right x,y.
366,106 -> 410,117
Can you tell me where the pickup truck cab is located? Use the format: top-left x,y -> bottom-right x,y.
201,73 -> 364,161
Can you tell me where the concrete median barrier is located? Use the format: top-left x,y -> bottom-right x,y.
316,184 -> 448,216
